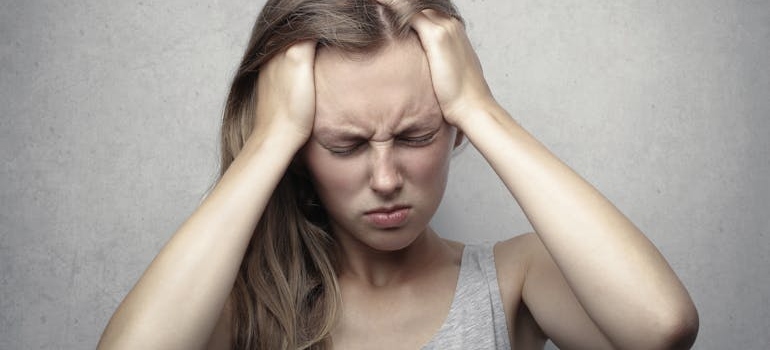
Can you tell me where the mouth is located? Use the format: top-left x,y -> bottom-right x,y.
364,205 -> 411,229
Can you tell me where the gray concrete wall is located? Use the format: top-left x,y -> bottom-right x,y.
1,0 -> 768,348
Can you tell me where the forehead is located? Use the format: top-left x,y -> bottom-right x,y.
313,37 -> 439,136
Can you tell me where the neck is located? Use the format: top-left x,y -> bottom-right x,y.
334,227 -> 457,288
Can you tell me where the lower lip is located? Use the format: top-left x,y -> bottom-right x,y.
365,208 -> 410,228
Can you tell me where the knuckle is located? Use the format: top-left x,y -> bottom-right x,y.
427,21 -> 462,43
283,42 -> 314,64
428,25 -> 451,42
282,48 -> 302,64
443,19 -> 463,36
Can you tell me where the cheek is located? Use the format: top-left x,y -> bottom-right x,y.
317,167 -> 360,194
402,136 -> 454,185
304,147 -> 364,199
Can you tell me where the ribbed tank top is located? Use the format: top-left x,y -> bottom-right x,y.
422,243 -> 511,349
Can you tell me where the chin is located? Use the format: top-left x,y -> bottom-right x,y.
360,226 -> 426,252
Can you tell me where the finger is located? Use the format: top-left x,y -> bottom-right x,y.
410,9 -> 464,38
284,40 -> 317,62
409,10 -> 435,39
419,9 -> 445,23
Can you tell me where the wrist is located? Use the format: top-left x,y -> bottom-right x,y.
447,97 -> 506,132
243,124 -> 307,161
248,116 -> 310,150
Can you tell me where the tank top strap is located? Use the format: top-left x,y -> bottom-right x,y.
422,243 -> 511,349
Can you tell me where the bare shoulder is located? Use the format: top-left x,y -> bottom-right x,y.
497,233 -> 617,349
493,233 -> 550,348
492,232 -> 549,302
493,232 -> 543,272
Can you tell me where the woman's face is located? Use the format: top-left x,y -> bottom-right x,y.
303,37 -> 458,252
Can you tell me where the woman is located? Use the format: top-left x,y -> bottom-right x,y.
98,0 -> 699,348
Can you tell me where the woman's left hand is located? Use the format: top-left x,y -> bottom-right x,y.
408,9 -> 498,127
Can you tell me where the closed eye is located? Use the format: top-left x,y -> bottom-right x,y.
321,127 -> 439,156
326,142 -> 365,156
398,131 -> 438,147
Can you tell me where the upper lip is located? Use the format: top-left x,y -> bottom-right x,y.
364,205 -> 410,214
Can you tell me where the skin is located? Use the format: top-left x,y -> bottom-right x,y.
404,9 -> 699,349
98,42 -> 318,350
98,6 -> 699,350
306,38 -> 457,258
305,37 -> 465,349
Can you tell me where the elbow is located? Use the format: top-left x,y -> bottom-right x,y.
650,302 -> 700,350
665,310 -> 699,349
614,298 -> 700,349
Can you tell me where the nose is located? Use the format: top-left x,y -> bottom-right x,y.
369,145 -> 403,196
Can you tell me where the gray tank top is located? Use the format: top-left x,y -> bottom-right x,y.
422,243 -> 511,349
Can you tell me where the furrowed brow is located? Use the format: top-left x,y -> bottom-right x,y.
398,112 -> 443,134
313,127 -> 367,143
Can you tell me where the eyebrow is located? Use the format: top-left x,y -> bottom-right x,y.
312,127 -> 369,143
312,109 -> 444,143
399,116 -> 442,134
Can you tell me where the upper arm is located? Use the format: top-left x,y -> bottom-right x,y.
518,232 -> 615,350
205,301 -> 233,350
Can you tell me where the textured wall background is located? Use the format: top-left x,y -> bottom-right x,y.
1,0 -> 768,349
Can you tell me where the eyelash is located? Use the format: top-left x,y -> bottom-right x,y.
399,134 -> 435,146
329,145 -> 362,156
327,133 -> 437,157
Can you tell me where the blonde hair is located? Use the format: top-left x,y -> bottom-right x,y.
220,0 -> 461,348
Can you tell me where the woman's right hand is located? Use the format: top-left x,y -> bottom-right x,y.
253,41 -> 317,147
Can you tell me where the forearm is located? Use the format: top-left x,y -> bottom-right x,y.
458,104 -> 697,346
98,133 -> 302,350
